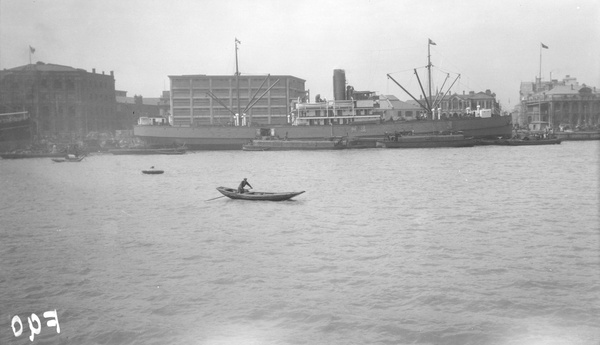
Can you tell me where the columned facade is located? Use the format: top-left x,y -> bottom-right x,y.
520,76 -> 599,130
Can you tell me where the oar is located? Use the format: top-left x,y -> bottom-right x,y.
205,195 -> 226,202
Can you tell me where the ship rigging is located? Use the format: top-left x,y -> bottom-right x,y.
387,39 -> 460,119
204,38 -> 280,126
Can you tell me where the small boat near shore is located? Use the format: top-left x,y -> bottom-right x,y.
51,154 -> 85,163
216,186 -> 304,201
142,166 -> 164,174
376,132 -> 475,148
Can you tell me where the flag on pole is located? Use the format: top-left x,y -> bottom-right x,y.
29,46 -> 36,53
541,43 -> 549,49
428,39 -> 436,45
235,38 -> 241,44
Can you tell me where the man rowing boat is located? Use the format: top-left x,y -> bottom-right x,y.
237,178 -> 253,194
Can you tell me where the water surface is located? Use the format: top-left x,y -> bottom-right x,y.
1,141 -> 599,344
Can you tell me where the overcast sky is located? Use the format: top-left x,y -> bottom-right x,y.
1,0 -> 598,110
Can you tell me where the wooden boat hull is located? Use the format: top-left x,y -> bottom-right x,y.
142,170 -> 164,174
51,155 -> 85,162
216,187 -> 304,201
242,146 -> 271,151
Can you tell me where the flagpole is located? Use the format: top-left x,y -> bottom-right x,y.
235,38 -> 241,125
538,43 -> 542,126
539,44 -> 542,87
538,43 -> 542,129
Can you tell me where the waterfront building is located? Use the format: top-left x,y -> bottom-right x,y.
0,62 -> 117,138
401,90 -> 501,120
168,74 -> 306,126
439,90 -> 500,117
519,75 -> 600,130
116,90 -> 162,130
378,95 -> 422,121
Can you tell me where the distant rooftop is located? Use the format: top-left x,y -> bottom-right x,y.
168,73 -> 305,82
521,75 -> 598,95
116,96 -> 160,106
5,61 -> 112,76
380,95 -> 421,110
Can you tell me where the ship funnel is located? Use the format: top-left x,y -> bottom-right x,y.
333,69 -> 346,100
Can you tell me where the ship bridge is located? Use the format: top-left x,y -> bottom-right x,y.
291,99 -> 382,126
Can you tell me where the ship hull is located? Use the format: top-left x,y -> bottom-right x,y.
133,116 -> 512,150
0,117 -> 32,151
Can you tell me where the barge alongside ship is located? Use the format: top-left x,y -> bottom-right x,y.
376,132 -> 475,148
243,138 -> 348,151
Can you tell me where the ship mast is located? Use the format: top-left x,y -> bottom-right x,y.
206,39 -> 279,126
428,41 -> 432,115
388,39 -> 459,120
428,39 -> 436,119
235,38 -> 241,121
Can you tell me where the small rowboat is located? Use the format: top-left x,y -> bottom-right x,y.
216,186 -> 304,201
142,167 -> 164,174
51,155 -> 85,163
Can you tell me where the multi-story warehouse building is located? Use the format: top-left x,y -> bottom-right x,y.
168,74 -> 306,126
0,62 -> 117,138
519,75 -> 600,130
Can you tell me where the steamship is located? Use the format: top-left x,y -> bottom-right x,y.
133,41 -> 512,150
